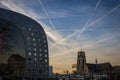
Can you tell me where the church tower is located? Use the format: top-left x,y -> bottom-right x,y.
77,51 -> 88,74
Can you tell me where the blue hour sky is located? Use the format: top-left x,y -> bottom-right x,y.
0,0 -> 120,73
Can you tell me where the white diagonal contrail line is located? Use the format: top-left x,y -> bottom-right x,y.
50,37 -> 114,57
77,0 -> 101,40
38,0 -> 56,31
50,5 -> 120,48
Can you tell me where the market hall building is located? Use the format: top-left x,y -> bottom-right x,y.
0,8 -> 49,80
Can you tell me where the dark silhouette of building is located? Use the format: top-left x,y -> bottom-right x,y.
77,51 -> 88,74
108,66 -> 120,80
0,8 -> 49,80
87,62 -> 112,73
77,50 -> 112,74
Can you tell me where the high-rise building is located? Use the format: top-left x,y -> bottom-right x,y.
49,66 -> 53,78
77,51 -> 88,74
0,8 -> 49,80
76,51 -> 112,74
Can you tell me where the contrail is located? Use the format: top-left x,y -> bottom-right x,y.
38,0 -> 56,31
55,28 -> 115,32
77,0 -> 101,40
50,30 -> 80,48
88,5 -> 120,28
50,37 -> 114,58
51,5 -> 120,48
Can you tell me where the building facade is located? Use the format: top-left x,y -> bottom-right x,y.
0,8 -> 49,80
77,51 -> 88,74
76,51 -> 112,74
49,66 -> 53,78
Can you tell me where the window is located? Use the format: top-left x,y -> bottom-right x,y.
34,53 -> 37,56
44,40 -> 46,43
28,47 -> 31,50
45,54 -> 47,57
39,54 -> 42,56
39,49 -> 42,52
22,27 -> 25,29
27,37 -> 30,40
34,64 -> 37,67
40,58 -> 42,61
43,36 -> 45,38
29,28 -> 31,31
44,45 -> 46,48
38,38 -> 41,42
45,50 -> 47,53
33,43 -> 36,46
35,58 -> 37,61
45,59 -> 47,62
31,33 -> 34,36
28,52 -> 31,56
33,38 -> 35,41
45,70 -> 47,74
34,48 -> 36,51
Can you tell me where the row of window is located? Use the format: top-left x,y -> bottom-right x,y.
22,26 -> 49,77
28,52 -> 48,56
22,27 -> 44,34
28,57 -> 48,62
26,69 -> 48,74
27,37 -> 46,42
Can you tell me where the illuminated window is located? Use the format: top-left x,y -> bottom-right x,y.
33,38 -> 35,41
45,50 -> 47,53
34,53 -> 37,56
31,33 -> 34,36
45,54 -> 47,57
28,52 -> 31,56
29,28 -> 31,31
45,59 -> 47,62
34,48 -> 36,51
33,43 -> 36,46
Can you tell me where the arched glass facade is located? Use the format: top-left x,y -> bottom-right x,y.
0,8 -> 49,80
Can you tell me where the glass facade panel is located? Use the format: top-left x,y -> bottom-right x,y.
0,8 -> 49,79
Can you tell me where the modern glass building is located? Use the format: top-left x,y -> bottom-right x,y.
0,8 -> 49,80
